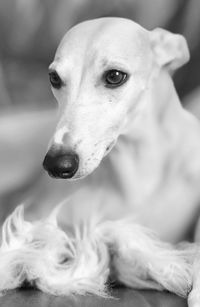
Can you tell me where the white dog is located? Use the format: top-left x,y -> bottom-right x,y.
1,18 -> 200,307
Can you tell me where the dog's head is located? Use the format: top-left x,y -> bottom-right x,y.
43,17 -> 189,180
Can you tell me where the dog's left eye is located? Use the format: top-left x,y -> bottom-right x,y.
49,70 -> 63,89
103,70 -> 128,88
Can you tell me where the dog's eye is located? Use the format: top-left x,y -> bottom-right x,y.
49,70 -> 62,89
103,70 -> 128,88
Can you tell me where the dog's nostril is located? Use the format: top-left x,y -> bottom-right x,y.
57,154 -> 78,175
43,151 -> 79,179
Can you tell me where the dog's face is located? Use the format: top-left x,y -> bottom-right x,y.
43,18 -> 189,179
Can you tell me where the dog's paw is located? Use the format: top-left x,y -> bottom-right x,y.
99,219 -> 195,296
0,204 -> 110,296
188,255 -> 200,307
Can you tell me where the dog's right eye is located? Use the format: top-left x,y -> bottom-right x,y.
103,69 -> 128,88
49,71 -> 63,89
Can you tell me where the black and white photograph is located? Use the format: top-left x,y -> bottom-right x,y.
0,1 -> 200,307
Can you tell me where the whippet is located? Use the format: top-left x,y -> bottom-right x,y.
1,18 -> 200,306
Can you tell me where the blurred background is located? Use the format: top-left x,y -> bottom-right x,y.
0,0 -> 200,221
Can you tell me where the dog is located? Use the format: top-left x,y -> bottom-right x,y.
1,17 -> 200,306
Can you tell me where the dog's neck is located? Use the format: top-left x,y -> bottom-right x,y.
103,69 -> 187,207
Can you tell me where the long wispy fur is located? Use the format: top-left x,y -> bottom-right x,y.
0,204 -> 197,297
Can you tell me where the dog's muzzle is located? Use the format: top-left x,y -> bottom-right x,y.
43,148 -> 79,179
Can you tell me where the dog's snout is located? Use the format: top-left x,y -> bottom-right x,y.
43,148 -> 79,179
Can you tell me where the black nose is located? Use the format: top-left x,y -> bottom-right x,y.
43,149 -> 79,179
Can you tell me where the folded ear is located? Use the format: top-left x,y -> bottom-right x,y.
150,28 -> 190,72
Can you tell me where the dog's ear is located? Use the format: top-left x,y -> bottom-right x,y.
150,28 -> 190,72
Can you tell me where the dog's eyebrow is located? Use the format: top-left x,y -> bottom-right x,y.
100,59 -> 130,72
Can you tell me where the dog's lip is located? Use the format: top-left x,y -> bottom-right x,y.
104,140 -> 116,157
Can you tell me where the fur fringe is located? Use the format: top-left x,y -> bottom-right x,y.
0,205 -> 110,296
98,220 -> 196,296
0,204 -> 197,297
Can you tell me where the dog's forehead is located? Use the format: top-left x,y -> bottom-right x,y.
54,18 -> 150,66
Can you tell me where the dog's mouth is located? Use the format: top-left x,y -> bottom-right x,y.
70,140 -> 116,180
104,140 -> 116,157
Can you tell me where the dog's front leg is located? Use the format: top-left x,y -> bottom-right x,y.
99,220 -> 194,297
